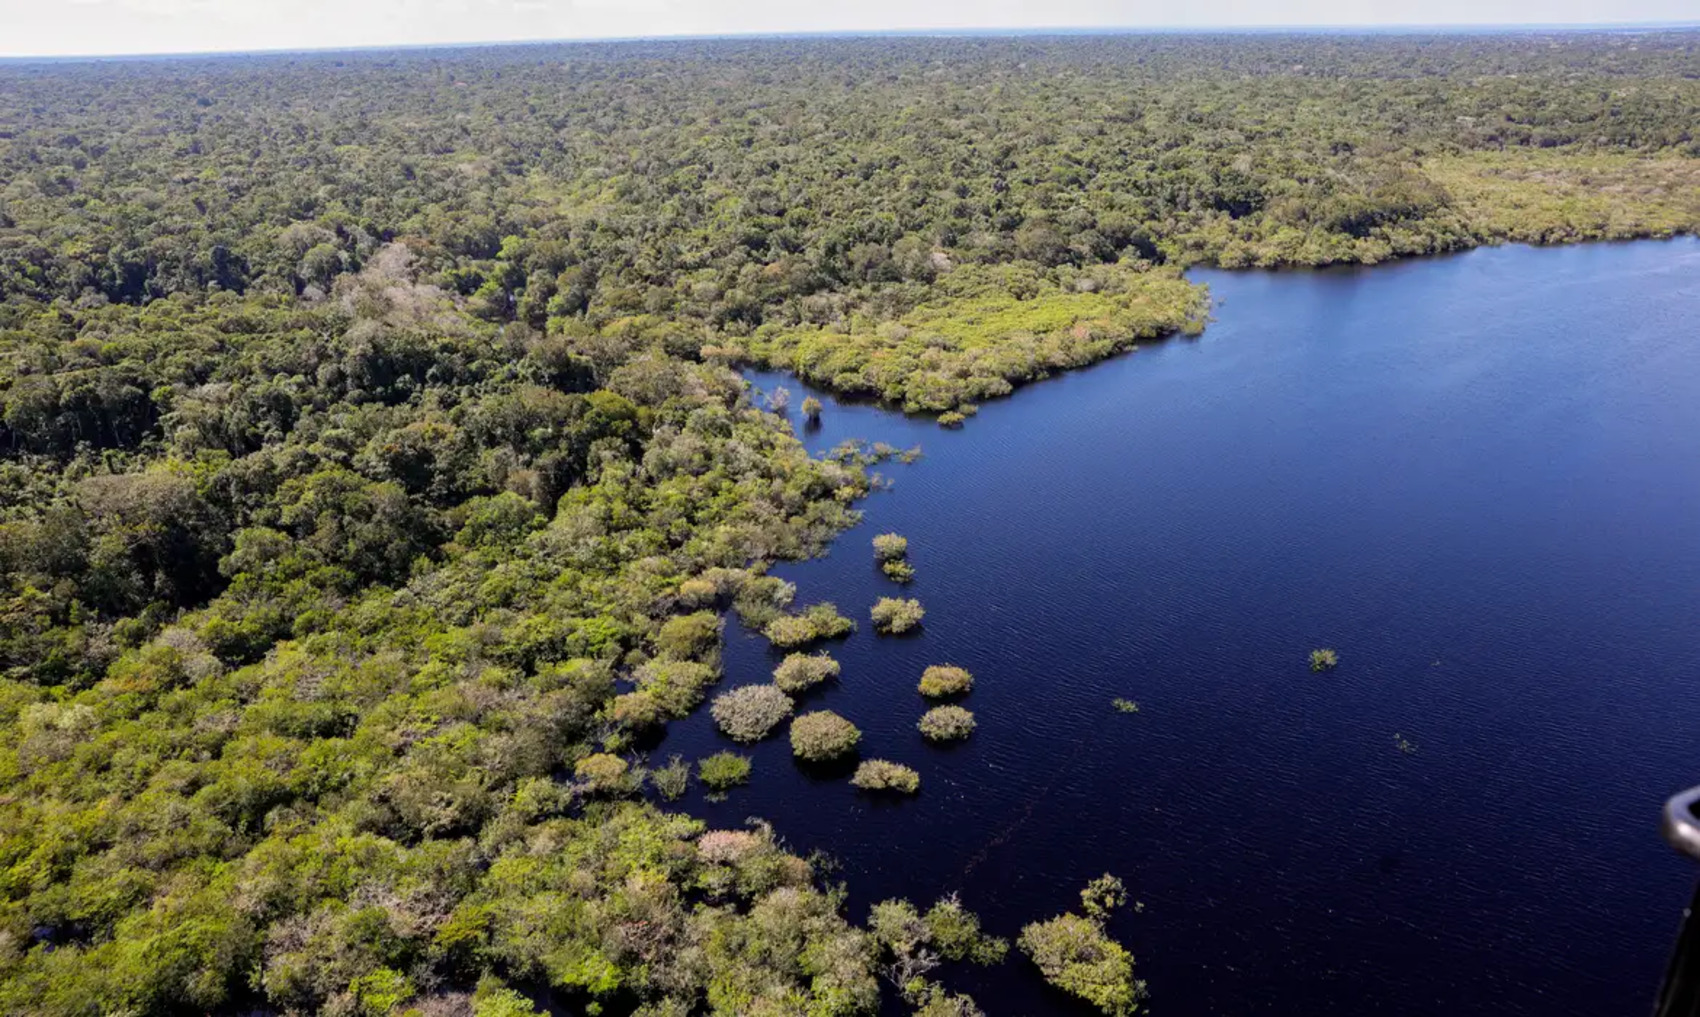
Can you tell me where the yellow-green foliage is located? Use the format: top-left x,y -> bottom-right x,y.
573,752 -> 631,792
918,665 -> 973,698
851,759 -> 921,794
872,598 -> 926,634
698,751 -> 753,791
746,263 -> 1207,413
790,710 -> 863,762
773,652 -> 842,694
764,602 -> 856,648
918,705 -> 976,742
1426,151 -> 1700,244
1019,913 -> 1143,1016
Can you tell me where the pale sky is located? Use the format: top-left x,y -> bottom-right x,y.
2,0 -> 1695,58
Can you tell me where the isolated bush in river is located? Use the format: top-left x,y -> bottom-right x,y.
765,601 -> 855,648
872,597 -> 926,634
1310,648 -> 1340,672
918,665 -> 973,698
873,533 -> 910,562
698,751 -> 753,791
1019,873 -> 1144,1015
918,705 -> 976,742
802,395 -> 823,423
711,684 -> 794,742
882,560 -> 916,583
774,652 -> 841,694
851,759 -> 922,793
651,755 -> 690,800
791,710 -> 863,761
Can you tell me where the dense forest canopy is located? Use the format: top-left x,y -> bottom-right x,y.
0,30 -> 1696,1017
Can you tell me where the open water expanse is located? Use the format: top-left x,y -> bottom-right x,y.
658,239 -> 1700,1016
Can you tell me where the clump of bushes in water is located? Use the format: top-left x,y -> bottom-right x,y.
1310,648 -> 1340,672
851,759 -> 922,794
802,395 -> 823,423
874,533 -> 916,582
919,705 -> 977,742
711,684 -> 794,742
791,710 -> 862,761
765,602 -> 855,648
870,895 -> 1009,1011
650,754 -> 690,800
1019,874 -> 1145,1016
774,652 -> 841,694
938,411 -> 966,429
872,597 -> 926,634
698,751 -> 753,792
1111,698 -> 1139,714
874,533 -> 909,562
918,665 -> 973,698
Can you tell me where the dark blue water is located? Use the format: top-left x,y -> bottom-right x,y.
660,239 -> 1700,1017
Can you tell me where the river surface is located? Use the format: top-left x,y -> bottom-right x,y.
660,239 -> 1700,1017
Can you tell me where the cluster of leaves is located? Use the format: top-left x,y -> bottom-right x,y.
918,664 -> 974,698
851,759 -> 922,794
919,705 -> 977,742
773,651 -> 841,694
872,597 -> 926,634
710,683 -> 795,743
1019,875 -> 1145,1015
789,710 -> 863,762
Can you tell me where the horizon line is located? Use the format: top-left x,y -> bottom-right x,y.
4,20 -> 1700,64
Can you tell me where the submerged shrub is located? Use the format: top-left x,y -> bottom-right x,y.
873,533 -> 910,562
938,411 -> 966,429
851,759 -> 921,793
1019,914 -> 1142,1016
790,710 -> 862,761
1310,648 -> 1340,672
773,652 -> 841,694
765,602 -> 855,648
882,560 -> 916,583
802,395 -> 823,422
1019,873 -> 1143,1015
918,665 -> 973,698
651,754 -> 690,800
698,751 -> 753,791
872,597 -> 926,634
711,684 -> 795,742
918,705 -> 976,742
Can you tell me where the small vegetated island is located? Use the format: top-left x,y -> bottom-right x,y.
0,29 -> 1694,1017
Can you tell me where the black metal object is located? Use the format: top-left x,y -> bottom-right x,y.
1655,787 -> 1700,1017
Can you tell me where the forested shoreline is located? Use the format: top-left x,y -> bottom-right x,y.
0,30 -> 1697,1017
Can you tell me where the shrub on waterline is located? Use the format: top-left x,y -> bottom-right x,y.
918,665 -> 973,698
698,752 -> 752,791
774,652 -> 841,694
711,684 -> 794,742
790,710 -> 862,762
872,597 -> 925,634
919,705 -> 976,742
851,759 -> 921,794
